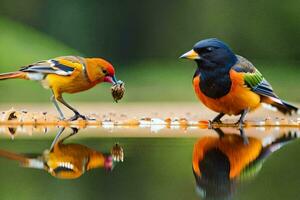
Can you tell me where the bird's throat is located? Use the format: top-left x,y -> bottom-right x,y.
196,67 -> 232,99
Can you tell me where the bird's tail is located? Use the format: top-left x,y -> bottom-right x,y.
0,149 -> 29,164
0,149 -> 45,169
262,96 -> 298,115
0,71 -> 27,80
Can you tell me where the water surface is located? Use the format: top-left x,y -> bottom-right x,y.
0,126 -> 299,200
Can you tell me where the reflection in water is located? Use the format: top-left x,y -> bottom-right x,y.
192,128 -> 299,200
0,128 -> 124,179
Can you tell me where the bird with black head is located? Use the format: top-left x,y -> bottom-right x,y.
180,38 -> 298,127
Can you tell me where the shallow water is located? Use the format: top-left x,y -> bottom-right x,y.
0,126 -> 300,200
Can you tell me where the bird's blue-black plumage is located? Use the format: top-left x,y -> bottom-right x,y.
195,68 -> 232,99
193,38 -> 238,99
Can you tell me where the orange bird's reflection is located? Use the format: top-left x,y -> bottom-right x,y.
0,128 -> 124,179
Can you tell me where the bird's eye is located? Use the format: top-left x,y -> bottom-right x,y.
102,69 -> 108,74
206,47 -> 213,52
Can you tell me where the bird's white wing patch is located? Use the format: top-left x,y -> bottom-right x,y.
27,73 -> 45,81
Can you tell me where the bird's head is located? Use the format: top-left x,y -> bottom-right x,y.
85,58 -> 118,84
180,38 -> 237,70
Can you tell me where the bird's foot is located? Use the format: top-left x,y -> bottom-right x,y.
212,119 -> 223,124
70,127 -> 79,135
235,120 -> 245,129
239,126 -> 249,145
69,114 -> 87,121
208,119 -> 223,129
68,112 -> 98,121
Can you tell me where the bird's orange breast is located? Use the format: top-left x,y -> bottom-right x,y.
193,70 -> 261,115
44,67 -> 103,98
46,143 -> 105,179
192,135 -> 262,179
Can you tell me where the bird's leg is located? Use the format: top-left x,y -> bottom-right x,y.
239,127 -> 249,145
50,128 -> 79,151
235,108 -> 250,129
213,128 -> 225,138
50,127 -> 65,150
60,128 -> 79,143
56,96 -> 86,121
51,95 -> 65,120
209,113 -> 225,128
211,113 -> 225,123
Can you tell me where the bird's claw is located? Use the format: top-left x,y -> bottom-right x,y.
70,127 -> 79,135
212,118 -> 222,123
68,113 -> 98,121
208,120 -> 223,129
69,114 -> 87,121
235,120 -> 244,129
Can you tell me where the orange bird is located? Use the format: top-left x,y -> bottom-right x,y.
180,38 -> 298,126
0,56 -> 123,120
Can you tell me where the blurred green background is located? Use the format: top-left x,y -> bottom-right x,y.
0,0 -> 299,103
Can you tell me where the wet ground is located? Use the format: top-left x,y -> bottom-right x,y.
0,125 -> 300,200
1,102 -> 299,122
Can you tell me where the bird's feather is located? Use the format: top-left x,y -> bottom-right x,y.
232,55 -> 298,114
232,55 -> 278,99
20,56 -> 86,76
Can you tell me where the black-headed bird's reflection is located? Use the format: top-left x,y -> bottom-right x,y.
192,128 -> 298,200
0,128 -> 124,179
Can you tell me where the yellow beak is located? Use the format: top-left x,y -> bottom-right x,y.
179,49 -> 200,60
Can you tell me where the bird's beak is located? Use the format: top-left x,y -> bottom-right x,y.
112,76 -> 118,84
179,49 -> 201,60
104,75 -> 118,84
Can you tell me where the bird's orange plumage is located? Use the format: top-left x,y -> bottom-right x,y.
193,69 -> 261,115
47,141 -> 106,179
192,134 -> 262,179
0,56 -> 120,120
45,57 -> 114,99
